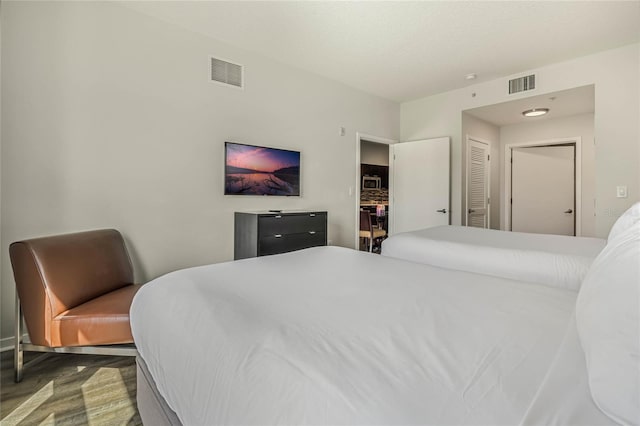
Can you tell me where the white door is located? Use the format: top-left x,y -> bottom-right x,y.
392,137 -> 450,234
466,139 -> 490,228
511,145 -> 575,235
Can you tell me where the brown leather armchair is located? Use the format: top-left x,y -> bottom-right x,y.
9,229 -> 140,382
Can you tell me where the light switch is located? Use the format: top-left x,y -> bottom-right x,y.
616,186 -> 628,198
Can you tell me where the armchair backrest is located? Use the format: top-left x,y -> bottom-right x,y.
9,229 -> 134,346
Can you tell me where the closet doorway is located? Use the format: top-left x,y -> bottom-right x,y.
507,140 -> 580,236
465,137 -> 491,228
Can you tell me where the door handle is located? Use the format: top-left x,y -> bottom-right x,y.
437,209 -> 447,214
564,209 -> 573,214
468,209 -> 476,214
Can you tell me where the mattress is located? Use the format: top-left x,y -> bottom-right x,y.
381,226 -> 606,291
129,246 -> 602,425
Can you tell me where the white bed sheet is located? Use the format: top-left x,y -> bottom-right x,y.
381,226 -> 606,291
131,246 -> 584,425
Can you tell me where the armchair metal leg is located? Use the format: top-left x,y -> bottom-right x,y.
14,297 -> 50,382
14,294 -> 23,383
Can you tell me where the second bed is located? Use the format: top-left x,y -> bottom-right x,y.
381,225 -> 606,291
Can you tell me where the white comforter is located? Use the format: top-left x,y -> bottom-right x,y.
131,246 -> 581,425
382,226 -> 606,291
520,315 -> 616,425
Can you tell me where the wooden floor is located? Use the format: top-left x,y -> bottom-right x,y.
0,351 -> 141,425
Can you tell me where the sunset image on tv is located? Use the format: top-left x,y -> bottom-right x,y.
225,142 -> 300,196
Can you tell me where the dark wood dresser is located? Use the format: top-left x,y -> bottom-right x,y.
234,211 -> 328,259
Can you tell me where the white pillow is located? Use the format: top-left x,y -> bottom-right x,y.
608,201 -> 640,242
576,223 -> 640,425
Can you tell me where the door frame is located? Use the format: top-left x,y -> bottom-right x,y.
465,135 -> 491,228
503,137 -> 582,236
355,132 -> 397,249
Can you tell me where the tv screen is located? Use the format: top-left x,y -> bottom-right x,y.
224,142 -> 301,196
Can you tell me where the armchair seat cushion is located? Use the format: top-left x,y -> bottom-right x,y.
51,284 -> 142,347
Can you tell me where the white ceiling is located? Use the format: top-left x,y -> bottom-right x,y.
465,84 -> 595,127
124,1 -> 640,102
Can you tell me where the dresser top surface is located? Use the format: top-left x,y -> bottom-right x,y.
236,210 -> 326,215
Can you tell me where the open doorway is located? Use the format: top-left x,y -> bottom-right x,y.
354,133 -> 452,251
356,135 -> 393,253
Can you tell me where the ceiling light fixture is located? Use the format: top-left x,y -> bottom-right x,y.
465,73 -> 477,80
522,108 -> 549,117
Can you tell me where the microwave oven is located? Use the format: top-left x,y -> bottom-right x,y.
362,176 -> 381,190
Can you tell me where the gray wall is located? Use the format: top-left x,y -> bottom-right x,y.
0,2 -> 399,343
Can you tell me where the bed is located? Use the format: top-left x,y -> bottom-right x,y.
381,225 -> 606,291
129,243 -> 633,426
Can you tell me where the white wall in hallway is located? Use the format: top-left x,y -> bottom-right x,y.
401,43 -> 639,235
500,113 -> 595,236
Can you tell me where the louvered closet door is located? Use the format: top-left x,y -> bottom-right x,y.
466,139 -> 489,228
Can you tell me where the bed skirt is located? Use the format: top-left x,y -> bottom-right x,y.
136,354 -> 182,426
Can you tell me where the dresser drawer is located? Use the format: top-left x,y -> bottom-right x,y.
259,231 -> 326,256
258,213 -> 326,237
235,210 -> 328,260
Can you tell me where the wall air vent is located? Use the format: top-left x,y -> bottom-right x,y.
210,57 -> 243,88
508,74 -> 535,94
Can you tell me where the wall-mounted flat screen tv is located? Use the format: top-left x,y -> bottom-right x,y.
224,142 -> 300,196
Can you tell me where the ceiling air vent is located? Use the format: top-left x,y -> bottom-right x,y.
508,74 -> 535,94
210,57 -> 243,88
